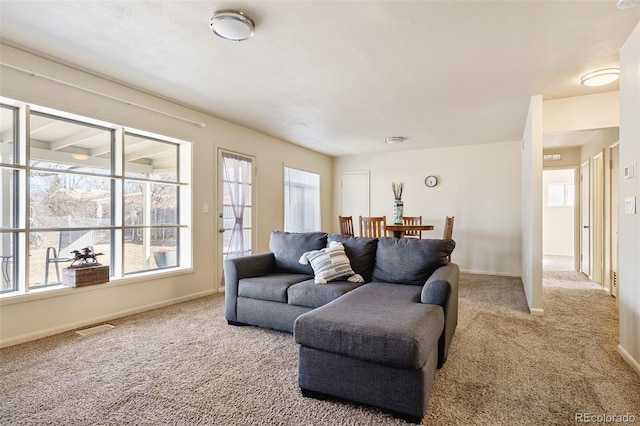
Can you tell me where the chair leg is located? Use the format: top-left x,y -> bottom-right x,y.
45,247 -> 52,284
54,261 -> 61,283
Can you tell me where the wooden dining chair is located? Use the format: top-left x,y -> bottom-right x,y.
401,216 -> 423,239
339,215 -> 355,236
359,216 -> 387,238
443,216 -> 455,240
443,216 -> 455,262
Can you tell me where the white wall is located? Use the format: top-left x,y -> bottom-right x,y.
0,44 -> 334,347
521,96 -> 544,315
618,22 -> 640,375
333,141 -> 522,276
544,91 -> 619,133
542,169 -> 574,256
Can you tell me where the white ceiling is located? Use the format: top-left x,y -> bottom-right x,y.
1,1 -> 638,157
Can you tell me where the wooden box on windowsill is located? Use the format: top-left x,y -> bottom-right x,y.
62,265 -> 109,287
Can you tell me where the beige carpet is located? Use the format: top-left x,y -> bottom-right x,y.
1,273 -> 638,425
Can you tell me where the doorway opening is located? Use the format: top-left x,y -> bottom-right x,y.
542,168 -> 576,273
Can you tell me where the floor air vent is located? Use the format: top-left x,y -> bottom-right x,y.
75,324 -> 115,336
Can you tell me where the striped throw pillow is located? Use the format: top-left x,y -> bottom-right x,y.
299,241 -> 364,284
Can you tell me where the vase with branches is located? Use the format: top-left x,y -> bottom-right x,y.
392,182 -> 404,225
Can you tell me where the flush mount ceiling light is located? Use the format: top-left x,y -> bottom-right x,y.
385,136 -> 405,145
71,153 -> 89,161
210,9 -> 255,41
617,0 -> 640,9
580,68 -> 620,87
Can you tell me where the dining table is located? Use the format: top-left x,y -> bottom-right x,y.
385,224 -> 434,239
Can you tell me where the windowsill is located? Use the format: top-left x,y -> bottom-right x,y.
0,267 -> 194,307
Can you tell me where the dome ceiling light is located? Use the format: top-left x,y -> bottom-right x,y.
385,136 -> 405,145
580,68 -> 620,87
210,10 -> 255,41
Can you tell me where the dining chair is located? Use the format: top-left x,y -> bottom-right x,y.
443,216 -> 455,240
443,216 -> 455,262
401,216 -> 423,239
359,215 -> 387,238
339,215 -> 355,236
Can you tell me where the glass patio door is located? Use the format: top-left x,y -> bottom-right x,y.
218,150 -> 254,290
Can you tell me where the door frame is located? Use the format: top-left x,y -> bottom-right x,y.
217,149 -> 256,292
580,160 -> 591,278
592,151 -> 605,286
609,142 -> 620,299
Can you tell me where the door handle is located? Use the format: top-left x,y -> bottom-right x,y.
583,225 -> 590,229
218,228 -> 225,233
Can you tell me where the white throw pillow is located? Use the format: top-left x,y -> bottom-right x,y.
298,241 -> 364,284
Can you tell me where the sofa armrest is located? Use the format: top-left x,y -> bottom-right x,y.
421,262 -> 460,368
224,252 -> 276,322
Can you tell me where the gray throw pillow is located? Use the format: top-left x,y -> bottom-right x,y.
269,231 -> 327,274
372,237 -> 455,285
327,234 -> 378,282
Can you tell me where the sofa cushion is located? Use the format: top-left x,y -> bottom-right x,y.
288,279 -> 365,308
294,282 -> 445,369
269,231 -> 327,274
327,234 -> 378,282
238,273 -> 312,303
299,241 -> 364,284
372,238 -> 455,285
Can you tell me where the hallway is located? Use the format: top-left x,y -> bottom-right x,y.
543,255 -> 602,290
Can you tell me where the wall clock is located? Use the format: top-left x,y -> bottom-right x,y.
425,175 -> 438,188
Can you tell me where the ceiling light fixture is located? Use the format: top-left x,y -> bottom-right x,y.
210,10 -> 255,41
580,68 -> 620,87
71,153 -> 89,161
617,0 -> 640,9
385,136 -> 405,145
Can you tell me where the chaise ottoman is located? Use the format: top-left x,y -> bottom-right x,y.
294,282 -> 445,423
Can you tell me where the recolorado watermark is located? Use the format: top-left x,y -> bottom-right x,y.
575,413 -> 636,423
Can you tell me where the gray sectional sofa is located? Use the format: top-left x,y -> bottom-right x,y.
224,231 -> 459,423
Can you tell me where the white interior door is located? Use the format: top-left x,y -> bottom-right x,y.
580,160 -> 591,277
340,171 -> 369,235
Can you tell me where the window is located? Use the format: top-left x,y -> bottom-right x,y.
0,97 -> 191,295
0,104 -> 18,293
284,167 -> 320,232
548,183 -> 575,207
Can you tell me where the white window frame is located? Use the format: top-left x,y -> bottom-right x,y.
0,96 -> 192,297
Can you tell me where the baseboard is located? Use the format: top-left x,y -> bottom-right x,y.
618,345 -> 640,376
460,269 -> 521,277
0,289 -> 217,348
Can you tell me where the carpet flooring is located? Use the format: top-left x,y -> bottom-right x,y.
1,272 -> 638,425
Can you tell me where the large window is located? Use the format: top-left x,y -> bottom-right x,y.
284,167 -> 320,232
0,98 -> 191,295
548,183 -> 575,207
